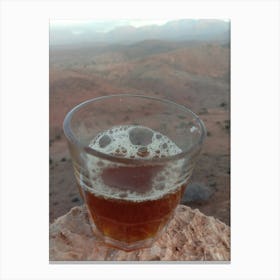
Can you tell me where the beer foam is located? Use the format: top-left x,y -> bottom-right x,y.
82,125 -> 187,201
89,125 -> 181,159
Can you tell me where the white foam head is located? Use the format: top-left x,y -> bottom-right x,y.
89,125 -> 181,159
81,125 -> 185,201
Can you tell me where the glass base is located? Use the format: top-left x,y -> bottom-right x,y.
87,209 -> 173,252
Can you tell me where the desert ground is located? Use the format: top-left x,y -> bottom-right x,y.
49,39 -> 230,225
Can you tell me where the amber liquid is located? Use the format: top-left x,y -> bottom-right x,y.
82,165 -> 186,245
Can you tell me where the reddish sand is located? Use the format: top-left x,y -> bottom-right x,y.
49,40 -> 230,225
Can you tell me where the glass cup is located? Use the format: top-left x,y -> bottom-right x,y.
63,94 -> 206,251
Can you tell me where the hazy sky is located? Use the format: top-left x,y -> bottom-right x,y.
50,19 -> 174,32
49,18 -> 230,45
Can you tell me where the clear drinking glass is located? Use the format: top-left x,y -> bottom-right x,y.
63,94 -> 206,251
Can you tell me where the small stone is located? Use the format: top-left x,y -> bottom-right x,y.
181,182 -> 214,203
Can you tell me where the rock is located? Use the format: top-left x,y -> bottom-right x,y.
71,197 -> 80,203
49,204 -> 230,261
181,182 -> 214,203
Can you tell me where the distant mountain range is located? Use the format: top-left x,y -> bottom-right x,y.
50,19 -> 230,46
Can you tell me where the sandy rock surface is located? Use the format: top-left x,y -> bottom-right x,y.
49,204 -> 230,261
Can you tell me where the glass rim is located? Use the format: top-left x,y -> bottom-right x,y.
63,94 -> 206,164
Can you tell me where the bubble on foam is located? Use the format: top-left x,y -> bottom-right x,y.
96,161 -> 104,167
156,175 -> 165,182
98,134 -> 111,148
155,184 -> 165,191
129,126 -> 153,146
136,146 -> 150,157
84,125 -> 186,201
89,125 -> 182,160
119,193 -> 128,198
161,143 -> 168,149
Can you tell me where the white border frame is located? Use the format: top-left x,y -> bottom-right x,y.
1,1 -> 279,279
